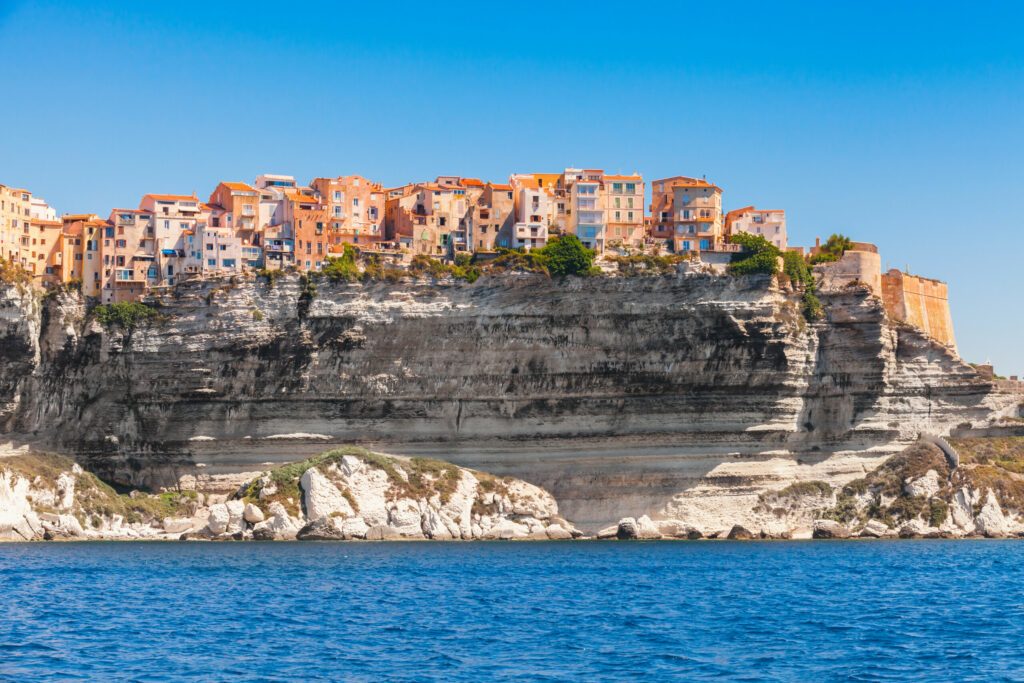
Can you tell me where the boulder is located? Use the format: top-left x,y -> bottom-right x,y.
727,525 -> 755,540
341,517 -> 370,540
634,515 -> 663,540
387,499 -> 423,536
898,519 -> 930,538
656,519 -> 701,540
483,518 -> 531,540
975,490 -> 1008,538
300,468 -> 354,522
55,471 -> 76,510
421,509 -> 455,540
243,503 -> 265,524
206,503 -> 230,535
596,525 -> 619,540
812,519 -> 851,539
162,517 -> 194,534
297,516 -> 346,541
545,524 -> 573,540
251,502 -> 300,541
225,499 -> 246,534
904,469 -> 942,499
859,519 -> 893,538
616,517 -> 638,540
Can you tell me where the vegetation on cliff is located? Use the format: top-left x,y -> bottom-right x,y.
93,301 -> 162,330
0,256 -> 32,287
727,233 -> 781,276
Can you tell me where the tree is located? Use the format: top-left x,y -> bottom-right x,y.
535,234 -> 594,277
727,233 -> 781,275
809,233 -> 853,264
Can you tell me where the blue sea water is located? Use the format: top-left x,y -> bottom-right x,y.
1,541 -> 1023,682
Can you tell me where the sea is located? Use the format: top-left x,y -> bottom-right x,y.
1,540 -> 1022,681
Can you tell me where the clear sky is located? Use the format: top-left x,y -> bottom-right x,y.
1,1 -> 1021,375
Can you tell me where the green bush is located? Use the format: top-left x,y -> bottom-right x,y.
0,257 -> 31,286
535,234 -> 594,277
727,233 -> 781,276
321,245 -> 360,281
93,302 -> 160,330
802,292 -> 824,321
809,233 -> 853,264
409,255 -> 481,282
783,251 -> 814,288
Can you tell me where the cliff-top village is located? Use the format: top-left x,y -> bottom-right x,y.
1,169 -> 958,352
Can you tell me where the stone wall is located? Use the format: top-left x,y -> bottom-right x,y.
881,269 -> 957,351
813,246 -> 882,295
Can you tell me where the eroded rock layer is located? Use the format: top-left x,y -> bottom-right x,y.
0,272 -> 1016,531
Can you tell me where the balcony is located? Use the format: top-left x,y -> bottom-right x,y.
514,222 -> 546,239
114,269 -> 144,284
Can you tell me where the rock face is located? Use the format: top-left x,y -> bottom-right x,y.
0,273 -> 1018,532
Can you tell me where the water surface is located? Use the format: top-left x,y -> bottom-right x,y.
1,541 -> 1022,681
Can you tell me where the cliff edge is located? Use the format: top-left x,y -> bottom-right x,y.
1,270 -> 1018,531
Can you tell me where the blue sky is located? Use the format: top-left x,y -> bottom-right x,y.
1,1 -> 1022,374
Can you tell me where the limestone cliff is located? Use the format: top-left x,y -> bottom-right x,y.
0,271 -> 1018,532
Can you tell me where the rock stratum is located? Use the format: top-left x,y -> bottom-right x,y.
1,270 -> 1020,535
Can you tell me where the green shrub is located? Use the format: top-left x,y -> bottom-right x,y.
727,233 -> 781,276
929,498 -> 949,527
321,245 -> 360,282
409,255 -> 481,282
607,253 -> 687,276
808,233 -> 853,265
535,234 -> 594,277
783,251 -> 814,288
0,257 -> 31,286
93,302 -> 160,330
489,248 -> 551,274
802,292 -> 824,321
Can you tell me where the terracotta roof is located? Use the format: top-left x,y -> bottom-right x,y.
221,181 -> 256,192
489,183 -> 513,191
284,190 -> 319,203
460,178 -> 485,187
653,176 -> 722,191
603,174 -> 642,182
143,193 -> 198,202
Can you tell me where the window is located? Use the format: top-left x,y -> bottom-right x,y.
333,191 -> 341,201
612,182 -> 623,193
116,239 -> 126,248
700,239 -> 710,250
105,227 -> 114,238
625,183 -> 636,193
207,259 -> 216,267
352,198 -> 359,207
206,243 -> 214,250
164,220 -> 170,230
220,244 -> 227,251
